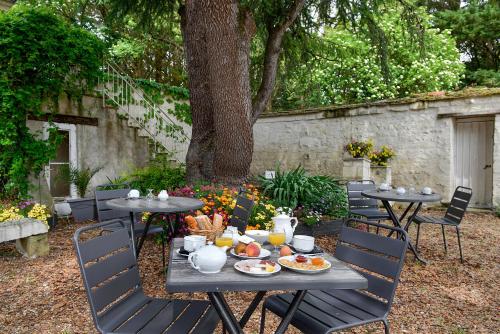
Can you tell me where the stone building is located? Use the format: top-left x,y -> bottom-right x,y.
251,90 -> 500,209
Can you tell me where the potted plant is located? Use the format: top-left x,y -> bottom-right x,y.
369,145 -> 395,185
63,165 -> 101,222
343,139 -> 373,180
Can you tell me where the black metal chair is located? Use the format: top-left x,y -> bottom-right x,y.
73,221 -> 219,334
410,186 -> 472,263
95,184 -> 167,267
260,219 -> 408,334
347,180 -> 390,221
228,189 -> 255,234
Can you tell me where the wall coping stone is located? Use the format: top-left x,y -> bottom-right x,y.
0,218 -> 48,243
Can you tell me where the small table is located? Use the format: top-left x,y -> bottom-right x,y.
105,197 -> 203,257
166,238 -> 368,334
361,189 -> 441,263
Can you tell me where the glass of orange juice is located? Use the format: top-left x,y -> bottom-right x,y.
268,227 -> 286,253
215,232 -> 233,248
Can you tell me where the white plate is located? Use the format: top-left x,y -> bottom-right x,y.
176,248 -> 190,257
234,259 -> 281,277
230,247 -> 271,259
278,255 -> 331,274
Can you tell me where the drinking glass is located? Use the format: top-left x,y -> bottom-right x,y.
268,227 -> 286,253
146,189 -> 155,201
215,231 -> 233,248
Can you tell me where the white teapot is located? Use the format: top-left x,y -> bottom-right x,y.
271,213 -> 298,244
158,190 -> 169,201
188,243 -> 228,274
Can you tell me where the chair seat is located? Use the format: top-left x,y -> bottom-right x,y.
99,291 -> 219,334
413,215 -> 457,226
264,289 -> 388,334
350,208 -> 390,220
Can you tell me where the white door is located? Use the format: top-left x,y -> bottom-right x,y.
454,117 -> 494,208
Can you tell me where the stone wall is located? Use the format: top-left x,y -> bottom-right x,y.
494,116 -> 500,207
28,94 -> 150,201
251,94 -> 500,205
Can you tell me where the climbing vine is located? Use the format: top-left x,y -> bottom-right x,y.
0,6 -> 104,198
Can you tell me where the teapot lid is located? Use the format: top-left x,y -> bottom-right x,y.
275,213 -> 290,218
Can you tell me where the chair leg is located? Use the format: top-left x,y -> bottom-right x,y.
415,223 -> 421,252
259,305 -> 266,334
441,225 -> 447,253
383,319 -> 390,334
456,226 -> 464,263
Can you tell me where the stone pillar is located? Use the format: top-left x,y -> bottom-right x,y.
16,233 -> 49,258
0,218 -> 49,258
371,165 -> 392,185
342,158 -> 371,181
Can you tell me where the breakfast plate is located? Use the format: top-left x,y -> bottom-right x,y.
230,248 -> 271,259
234,259 -> 281,277
278,255 -> 331,274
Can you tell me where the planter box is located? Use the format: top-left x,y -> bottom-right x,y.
67,198 -> 97,222
371,165 -> 392,185
294,219 -> 344,237
342,158 -> 370,181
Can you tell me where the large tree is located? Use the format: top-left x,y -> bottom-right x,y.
110,0 -> 422,185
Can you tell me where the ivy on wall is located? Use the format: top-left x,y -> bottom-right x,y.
0,6 -> 104,198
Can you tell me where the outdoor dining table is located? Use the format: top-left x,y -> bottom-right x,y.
361,189 -> 441,264
166,238 -> 368,334
105,197 -> 203,258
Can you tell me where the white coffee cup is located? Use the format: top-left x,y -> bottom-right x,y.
127,189 -> 140,199
184,235 -> 206,252
292,235 -> 315,252
422,187 -> 432,195
396,187 -> 406,195
379,183 -> 390,191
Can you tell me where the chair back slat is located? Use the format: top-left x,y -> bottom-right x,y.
339,226 -> 406,258
91,266 -> 141,312
95,184 -> 131,224
335,244 -> 400,279
229,192 -> 255,233
79,229 -> 130,263
73,221 -> 144,329
86,250 -> 137,287
444,187 -> 472,225
336,219 -> 408,306
347,181 -> 378,210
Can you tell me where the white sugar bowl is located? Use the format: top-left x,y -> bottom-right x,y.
158,190 -> 169,201
127,189 -> 140,199
396,187 -> 406,195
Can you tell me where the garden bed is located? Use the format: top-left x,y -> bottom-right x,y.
0,210 -> 498,333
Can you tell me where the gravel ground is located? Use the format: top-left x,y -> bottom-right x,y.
0,210 -> 498,334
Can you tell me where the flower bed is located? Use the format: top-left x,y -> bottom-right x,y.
0,201 -> 51,228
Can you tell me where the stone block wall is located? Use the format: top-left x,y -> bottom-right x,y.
251,94 -> 500,205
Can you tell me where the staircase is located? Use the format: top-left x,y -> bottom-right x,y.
99,62 -> 190,163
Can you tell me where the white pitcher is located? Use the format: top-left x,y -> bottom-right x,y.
271,213 -> 298,244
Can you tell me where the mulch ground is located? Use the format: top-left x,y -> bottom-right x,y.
0,209 -> 499,334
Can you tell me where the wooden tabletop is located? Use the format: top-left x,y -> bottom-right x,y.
105,197 -> 203,213
166,238 -> 368,293
362,189 -> 442,203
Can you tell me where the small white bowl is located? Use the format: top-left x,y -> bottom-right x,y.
245,230 -> 269,244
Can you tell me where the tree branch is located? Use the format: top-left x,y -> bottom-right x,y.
251,0 -> 305,123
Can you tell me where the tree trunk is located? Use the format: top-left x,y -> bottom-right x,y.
182,0 -> 254,185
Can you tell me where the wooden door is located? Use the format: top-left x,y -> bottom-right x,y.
455,117 -> 494,208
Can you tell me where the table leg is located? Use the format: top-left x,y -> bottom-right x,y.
129,211 -> 137,257
239,291 -> 266,328
207,292 -> 244,334
275,290 -> 308,334
381,201 -> 427,264
135,212 -> 158,258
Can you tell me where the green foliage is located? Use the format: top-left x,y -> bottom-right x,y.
273,5 -> 464,109
259,165 -> 348,218
116,157 -> 186,193
59,165 -> 102,198
0,6 -> 104,198
434,1 -> 499,87
495,206 -> 500,218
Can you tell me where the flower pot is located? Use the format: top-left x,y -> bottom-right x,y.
370,165 -> 392,185
67,198 -> 96,222
342,158 -> 371,181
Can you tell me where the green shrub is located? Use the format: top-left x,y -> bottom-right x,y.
116,157 -> 186,193
496,206 -> 500,218
60,165 -> 102,197
259,165 -> 348,218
